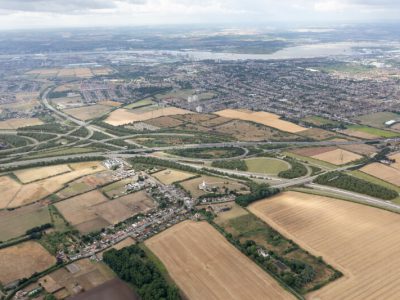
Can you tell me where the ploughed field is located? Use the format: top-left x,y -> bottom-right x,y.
249,191 -> 400,299
146,221 -> 294,300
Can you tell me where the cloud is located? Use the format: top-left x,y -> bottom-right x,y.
0,0 -> 146,13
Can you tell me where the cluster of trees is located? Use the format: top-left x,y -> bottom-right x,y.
169,147 -> 244,159
0,134 -> 30,148
0,156 -> 105,172
26,223 -> 53,236
18,132 -> 56,142
18,123 -> 70,134
211,159 -> 248,171
71,127 -> 89,138
103,246 -> 180,300
278,159 -> 307,179
235,183 -> 280,207
315,172 -> 398,200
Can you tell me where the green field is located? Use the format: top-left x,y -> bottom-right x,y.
0,206 -> 51,241
245,157 -> 290,175
355,112 -> 400,129
301,116 -> 339,126
101,178 -> 132,198
346,125 -> 400,138
124,98 -> 155,109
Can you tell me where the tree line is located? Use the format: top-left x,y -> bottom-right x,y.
235,183 -> 280,207
278,158 -> 308,179
315,172 -> 398,200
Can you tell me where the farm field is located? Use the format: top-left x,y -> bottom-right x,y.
284,152 -> 336,169
0,117 -> 43,130
0,241 -> 55,285
360,162 -> 400,186
249,191 -> 400,299
152,169 -> 196,185
389,152 -> 400,170
0,203 -> 51,241
98,100 -> 121,107
215,109 -> 306,133
56,190 -> 155,234
215,204 -> 338,293
39,258 -> 115,299
124,99 -> 154,109
339,129 -> 379,139
339,143 -> 377,156
6,162 -> 105,208
101,178 -> 133,199
345,125 -> 400,138
214,120 -> 296,141
144,115 -> 184,128
301,116 -> 339,126
356,112 -> 400,129
311,148 -> 362,165
297,128 -> 337,140
64,104 -> 113,121
105,107 -> 192,126
146,221 -> 294,300
68,278 -> 139,300
14,164 -> 72,184
180,175 -> 249,199
245,157 -> 290,174
0,175 -> 23,209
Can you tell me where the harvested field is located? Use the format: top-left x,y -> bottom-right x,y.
172,113 -> 216,123
390,123 -> 400,131
146,221 -> 294,300
105,107 -> 192,126
180,175 -> 248,199
215,109 -> 306,133
249,191 -> 400,299
213,204 -> 248,223
41,259 -> 115,299
312,148 -> 362,165
215,120 -> 294,141
51,96 -> 83,109
200,116 -> 232,127
14,164 -> 71,184
144,116 -> 184,128
0,176 -> 22,209
245,157 -> 290,175
0,203 -> 51,241
345,125 -> 399,138
56,190 -> 155,233
98,100 -> 122,107
0,117 -> 43,130
54,83 -> 81,92
55,190 -> 108,228
389,152 -> 400,170
124,99 -> 154,109
301,116 -> 339,127
101,178 -> 132,199
339,144 -> 377,156
68,278 -> 139,300
291,146 -> 337,157
152,169 -> 196,184
297,128 -> 337,140
7,162 -> 105,208
64,104 -> 112,121
0,241 -> 55,285
340,129 -> 379,139
116,191 -> 156,215
360,162 -> 400,186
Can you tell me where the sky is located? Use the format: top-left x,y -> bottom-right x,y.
0,0 -> 399,30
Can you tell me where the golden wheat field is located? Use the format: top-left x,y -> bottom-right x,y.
146,221 -> 294,300
311,148 -> 362,165
0,117 -> 43,130
14,164 -> 72,184
360,162 -> 400,186
215,109 -> 306,133
0,241 -> 55,285
249,191 -> 400,300
105,107 -> 193,126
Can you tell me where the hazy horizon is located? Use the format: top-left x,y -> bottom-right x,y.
0,0 -> 399,30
